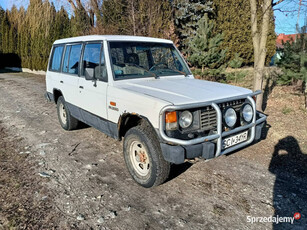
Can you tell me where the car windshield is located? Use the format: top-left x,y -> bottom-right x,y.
109,41 -> 190,80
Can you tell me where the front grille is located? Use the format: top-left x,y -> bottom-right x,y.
218,99 -> 245,111
200,99 -> 245,131
200,106 -> 217,131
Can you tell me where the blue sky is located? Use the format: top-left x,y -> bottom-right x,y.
0,0 -> 306,35
274,0 -> 306,34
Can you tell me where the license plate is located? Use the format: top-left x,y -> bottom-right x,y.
222,131 -> 248,149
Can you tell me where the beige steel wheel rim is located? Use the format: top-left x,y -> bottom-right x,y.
129,140 -> 150,177
59,102 -> 67,125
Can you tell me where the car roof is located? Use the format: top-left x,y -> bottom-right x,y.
53,35 -> 173,45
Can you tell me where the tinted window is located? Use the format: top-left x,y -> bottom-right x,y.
50,46 -> 64,71
82,43 -> 107,82
68,44 -> 82,74
109,42 -> 190,80
82,43 -> 101,75
62,46 -> 71,73
62,44 -> 82,75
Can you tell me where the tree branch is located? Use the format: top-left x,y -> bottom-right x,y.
90,0 -> 103,26
273,8 -> 298,12
67,0 -> 77,11
272,0 -> 286,7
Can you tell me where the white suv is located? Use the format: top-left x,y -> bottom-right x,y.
45,35 -> 266,187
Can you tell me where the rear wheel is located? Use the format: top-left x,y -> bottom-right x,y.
123,123 -> 170,187
57,96 -> 79,130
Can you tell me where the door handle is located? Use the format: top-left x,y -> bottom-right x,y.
60,80 -> 63,83
79,86 -> 84,89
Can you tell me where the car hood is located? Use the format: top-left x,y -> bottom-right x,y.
115,76 -> 252,105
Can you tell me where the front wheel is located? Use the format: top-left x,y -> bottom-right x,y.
123,124 -> 170,188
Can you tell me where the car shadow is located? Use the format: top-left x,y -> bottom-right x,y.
269,136 -> 307,229
77,121 -> 90,130
166,162 -> 193,183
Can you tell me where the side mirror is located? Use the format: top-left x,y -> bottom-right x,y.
85,68 -> 95,80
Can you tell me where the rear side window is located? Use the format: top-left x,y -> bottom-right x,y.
62,44 -> 82,75
49,46 -> 64,72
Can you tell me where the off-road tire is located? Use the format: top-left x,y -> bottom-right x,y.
57,96 -> 79,131
123,123 -> 170,188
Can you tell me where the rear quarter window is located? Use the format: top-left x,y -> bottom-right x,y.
49,46 -> 64,72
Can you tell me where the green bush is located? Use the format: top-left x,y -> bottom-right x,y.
276,29 -> 307,86
192,68 -> 226,82
225,71 -> 247,83
282,106 -> 292,115
228,53 -> 244,68
192,68 -> 249,84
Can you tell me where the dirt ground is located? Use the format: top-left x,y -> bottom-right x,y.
0,71 -> 306,230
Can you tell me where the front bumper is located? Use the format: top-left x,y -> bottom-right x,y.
159,91 -> 267,164
160,120 -> 265,164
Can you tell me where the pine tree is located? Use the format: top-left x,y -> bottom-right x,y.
1,11 -> 10,54
101,0 -> 127,34
188,15 -> 226,71
0,1 -> 72,70
54,6 -> 71,40
68,0 -> 91,36
0,7 -> 5,53
172,0 -> 213,54
18,6 -> 31,68
277,26 -> 307,86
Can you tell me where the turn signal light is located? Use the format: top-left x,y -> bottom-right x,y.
165,111 -> 177,123
165,111 -> 178,130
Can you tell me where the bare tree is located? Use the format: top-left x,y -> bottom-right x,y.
90,0 -> 103,27
250,0 -> 307,110
250,0 -> 280,110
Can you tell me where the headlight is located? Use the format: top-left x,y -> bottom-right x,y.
241,103 -> 253,123
179,110 -> 193,128
223,107 -> 237,128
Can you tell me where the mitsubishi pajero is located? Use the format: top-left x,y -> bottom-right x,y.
45,35 -> 266,187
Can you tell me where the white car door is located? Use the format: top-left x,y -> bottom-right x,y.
47,45 -> 65,94
77,42 -> 108,119
60,43 -> 82,106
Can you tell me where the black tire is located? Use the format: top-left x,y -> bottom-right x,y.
56,96 -> 79,131
123,123 -> 170,188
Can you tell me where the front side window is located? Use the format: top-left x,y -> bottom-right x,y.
49,46 -> 64,71
109,41 -> 190,80
62,44 -> 82,75
82,43 -> 107,82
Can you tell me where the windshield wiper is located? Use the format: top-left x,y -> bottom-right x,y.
125,63 -> 159,79
158,68 -> 188,77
